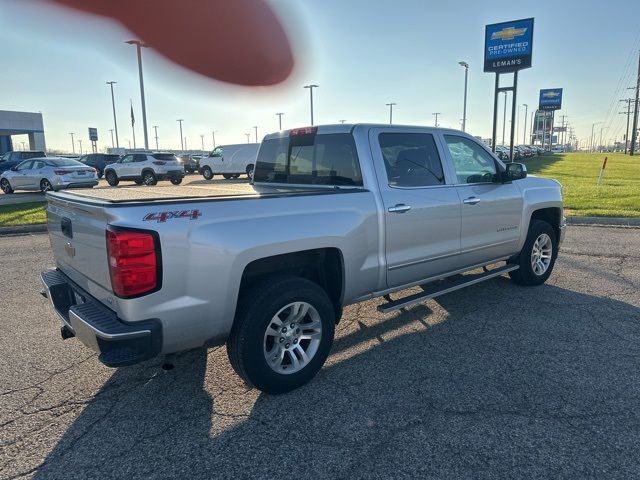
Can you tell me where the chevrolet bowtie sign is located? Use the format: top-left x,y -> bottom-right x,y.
484,18 -> 534,73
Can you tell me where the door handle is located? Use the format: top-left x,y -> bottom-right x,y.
388,204 -> 411,213
463,196 -> 481,205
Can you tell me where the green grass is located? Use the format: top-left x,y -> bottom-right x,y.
0,202 -> 47,227
524,152 -> 640,218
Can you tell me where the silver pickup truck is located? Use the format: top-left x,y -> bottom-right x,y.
41,124 -> 565,393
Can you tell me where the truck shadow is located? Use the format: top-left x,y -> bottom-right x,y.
34,280 -> 640,479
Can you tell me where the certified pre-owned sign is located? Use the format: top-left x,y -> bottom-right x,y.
484,18 -> 534,73
539,88 -> 563,110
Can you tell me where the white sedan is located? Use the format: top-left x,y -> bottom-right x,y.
0,157 -> 98,193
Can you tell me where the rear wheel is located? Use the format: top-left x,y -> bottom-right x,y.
40,179 -> 53,192
222,173 -> 233,180
105,170 -> 119,186
95,168 -> 103,179
509,219 -> 558,286
227,276 -> 335,394
246,164 -> 255,179
0,179 -> 13,194
232,174 -> 241,179
170,178 -> 183,185
202,166 -> 214,180
142,171 -> 157,186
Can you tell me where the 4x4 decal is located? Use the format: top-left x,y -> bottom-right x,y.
143,210 -> 202,223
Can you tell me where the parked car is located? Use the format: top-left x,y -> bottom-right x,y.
104,152 -> 185,186
40,124 -> 565,394
199,143 -> 260,180
0,157 -> 97,193
177,154 -> 199,174
0,150 -> 46,174
79,153 -> 121,178
494,146 -> 510,161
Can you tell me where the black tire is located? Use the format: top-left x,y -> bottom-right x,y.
142,170 -> 157,186
508,219 -> 558,286
227,276 -> 336,394
134,179 -> 144,185
222,173 -> 233,180
170,178 -> 183,185
0,178 -> 13,194
105,170 -> 119,186
246,164 -> 254,179
96,168 -> 103,179
232,174 -> 241,179
40,179 -> 53,192
202,166 -> 214,180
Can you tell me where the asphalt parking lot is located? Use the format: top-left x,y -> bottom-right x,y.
1,226 -> 639,479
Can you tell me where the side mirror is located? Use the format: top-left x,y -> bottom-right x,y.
10,165 -> 18,172
504,162 -> 527,181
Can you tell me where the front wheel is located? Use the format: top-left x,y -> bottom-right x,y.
105,170 -> 119,187
227,276 -> 335,394
142,171 -> 157,186
0,179 -> 13,194
246,164 -> 254,179
509,219 -> 558,286
40,179 -> 53,192
170,178 -> 183,185
202,166 -> 214,180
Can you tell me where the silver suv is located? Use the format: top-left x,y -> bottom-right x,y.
104,152 -> 184,186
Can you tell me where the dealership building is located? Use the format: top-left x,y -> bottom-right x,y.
0,110 -> 46,154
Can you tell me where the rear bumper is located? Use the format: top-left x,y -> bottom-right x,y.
53,179 -> 99,189
40,269 -> 162,367
157,170 -> 185,181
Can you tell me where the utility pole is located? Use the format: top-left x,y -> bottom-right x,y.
522,104 -> 528,144
276,113 -> 284,130
153,125 -> 159,150
620,98 -> 633,154
126,40 -> 149,150
106,81 -> 120,148
78,139 -> 83,155
69,132 -> 75,154
200,135 -> 205,151
432,112 -> 441,127
303,84 -> 319,126
109,129 -> 115,148
386,102 -> 396,124
253,126 -> 258,143
177,119 -> 184,151
245,133 -> 251,144
339,120 -> 346,124
630,51 -> 640,156
458,61 -> 469,132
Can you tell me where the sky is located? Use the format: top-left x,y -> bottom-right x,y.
1,0 -> 639,153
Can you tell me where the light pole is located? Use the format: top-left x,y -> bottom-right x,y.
20,141 -> 26,151
386,102 -> 396,124
153,125 -> 159,150
245,133 -> 251,144
200,135 -> 205,151
458,61 -> 469,132
253,126 -> 258,143
501,91 -> 507,146
276,113 -> 284,130
109,129 -> 115,148
106,81 -> 120,148
177,119 -> 184,151
78,139 -> 83,155
339,120 -> 346,124
303,84 -> 319,125
590,122 -> 601,153
522,104 -> 528,144
212,130 -> 217,149
69,132 -> 75,154
125,40 -> 149,150
432,113 -> 441,127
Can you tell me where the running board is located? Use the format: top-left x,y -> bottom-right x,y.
377,264 -> 519,314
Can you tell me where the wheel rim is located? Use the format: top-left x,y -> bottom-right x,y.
1,180 -> 9,193
144,173 -> 154,185
531,233 -> 553,276
41,180 -> 52,192
263,301 -> 322,375
204,169 -> 212,179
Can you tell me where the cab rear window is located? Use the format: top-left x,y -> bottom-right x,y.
254,133 -> 363,186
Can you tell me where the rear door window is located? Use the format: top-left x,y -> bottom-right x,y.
379,133 -> 445,187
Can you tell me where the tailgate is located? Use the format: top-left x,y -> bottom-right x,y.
47,196 -> 112,292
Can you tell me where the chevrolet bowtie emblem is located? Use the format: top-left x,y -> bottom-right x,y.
491,27 -> 527,41
542,91 -> 560,98
65,242 -> 76,258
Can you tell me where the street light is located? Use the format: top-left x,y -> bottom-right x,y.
303,84 -> 319,125
200,134 -> 205,151
153,125 -> 159,150
177,119 -> 184,151
276,113 -> 284,130
212,130 -> 217,149
245,133 -> 251,144
69,132 -> 75,154
78,139 -> 83,155
339,119 -> 346,124
253,126 -> 258,143
106,81 -> 120,148
386,102 -> 397,125
109,129 -> 115,148
125,40 -> 149,150
432,112 -> 441,127
522,104 -> 528,145
458,61 -> 469,132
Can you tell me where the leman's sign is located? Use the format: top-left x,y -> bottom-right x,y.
539,88 -> 563,110
484,18 -> 534,73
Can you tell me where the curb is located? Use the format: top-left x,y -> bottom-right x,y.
566,216 -> 640,227
0,224 -> 47,236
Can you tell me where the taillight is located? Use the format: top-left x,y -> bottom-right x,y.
54,169 -> 72,175
106,227 -> 160,298
152,161 -> 166,165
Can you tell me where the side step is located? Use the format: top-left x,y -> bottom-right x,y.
377,264 -> 519,314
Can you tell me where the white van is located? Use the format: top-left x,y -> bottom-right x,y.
199,144 -> 260,180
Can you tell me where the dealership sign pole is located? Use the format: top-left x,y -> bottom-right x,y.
484,18 -> 534,161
